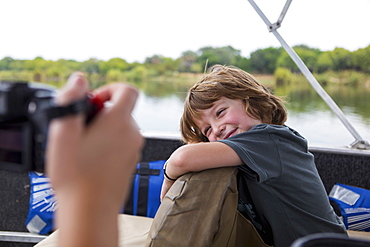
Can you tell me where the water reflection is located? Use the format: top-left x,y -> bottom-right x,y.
133,79 -> 370,147
132,78 -> 188,136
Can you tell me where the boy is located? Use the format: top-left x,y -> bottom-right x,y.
161,65 -> 347,247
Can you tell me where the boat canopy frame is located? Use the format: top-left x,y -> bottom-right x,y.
247,0 -> 369,150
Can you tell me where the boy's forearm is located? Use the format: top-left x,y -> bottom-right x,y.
165,142 -> 242,180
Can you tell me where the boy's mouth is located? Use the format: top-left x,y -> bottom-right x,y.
224,128 -> 237,139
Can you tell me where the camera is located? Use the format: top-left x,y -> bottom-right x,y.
0,81 -> 102,172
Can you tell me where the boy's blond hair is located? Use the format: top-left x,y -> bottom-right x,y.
180,65 -> 287,143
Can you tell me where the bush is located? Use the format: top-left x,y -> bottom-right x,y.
127,65 -> 148,82
346,71 -> 363,86
106,69 -> 124,82
313,73 -> 330,86
274,68 -> 293,86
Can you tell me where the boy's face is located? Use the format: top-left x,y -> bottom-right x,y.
194,97 -> 262,142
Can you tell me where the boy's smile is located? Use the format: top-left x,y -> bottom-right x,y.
195,97 -> 262,142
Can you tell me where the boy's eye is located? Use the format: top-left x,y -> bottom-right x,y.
204,126 -> 211,136
217,108 -> 226,117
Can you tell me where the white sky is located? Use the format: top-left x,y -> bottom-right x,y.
1,0 -> 369,63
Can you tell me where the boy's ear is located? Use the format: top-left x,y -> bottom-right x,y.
242,99 -> 248,110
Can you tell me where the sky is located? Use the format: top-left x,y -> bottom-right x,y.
1,0 -> 369,63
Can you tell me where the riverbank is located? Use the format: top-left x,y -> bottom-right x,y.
144,70 -> 370,89
1,69 -> 369,90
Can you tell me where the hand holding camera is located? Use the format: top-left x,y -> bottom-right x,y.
45,72 -> 143,246
0,73 -> 143,246
0,73 -> 103,172
1,72 -> 144,246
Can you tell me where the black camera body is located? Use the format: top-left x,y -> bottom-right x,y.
0,81 -> 101,172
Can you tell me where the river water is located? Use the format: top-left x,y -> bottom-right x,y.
133,80 -> 370,148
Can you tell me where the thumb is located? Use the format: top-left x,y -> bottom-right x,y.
56,72 -> 88,106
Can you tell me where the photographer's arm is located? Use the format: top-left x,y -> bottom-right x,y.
46,72 -> 144,247
160,142 -> 243,200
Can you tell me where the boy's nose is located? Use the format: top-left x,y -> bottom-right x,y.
215,125 -> 225,139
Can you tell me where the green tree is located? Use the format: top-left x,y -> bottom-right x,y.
56,59 -> 81,72
277,45 -> 320,73
328,47 -> 352,71
106,69 -> 123,82
99,58 -> 129,75
197,46 -> 242,69
178,50 -> 198,72
45,67 -> 61,84
145,55 -> 178,75
250,47 -> 282,74
0,57 -> 15,70
145,55 -> 163,65
80,58 -> 101,73
128,65 -> 148,82
8,59 -> 26,71
274,67 -> 293,85
316,52 -> 333,73
234,56 -> 252,72
352,45 -> 370,73
24,57 -> 48,71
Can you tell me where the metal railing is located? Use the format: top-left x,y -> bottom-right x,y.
247,0 -> 369,150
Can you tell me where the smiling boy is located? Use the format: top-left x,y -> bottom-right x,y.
161,65 -> 347,247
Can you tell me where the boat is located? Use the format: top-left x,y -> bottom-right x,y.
1,1 -> 369,246
1,132 -> 369,246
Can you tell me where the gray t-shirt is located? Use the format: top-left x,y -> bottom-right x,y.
219,124 -> 346,247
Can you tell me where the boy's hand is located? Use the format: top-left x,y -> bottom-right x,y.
160,178 -> 175,201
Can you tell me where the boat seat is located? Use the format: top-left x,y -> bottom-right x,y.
291,232 -> 370,247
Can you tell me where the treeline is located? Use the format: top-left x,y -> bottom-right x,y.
0,44 -> 369,87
